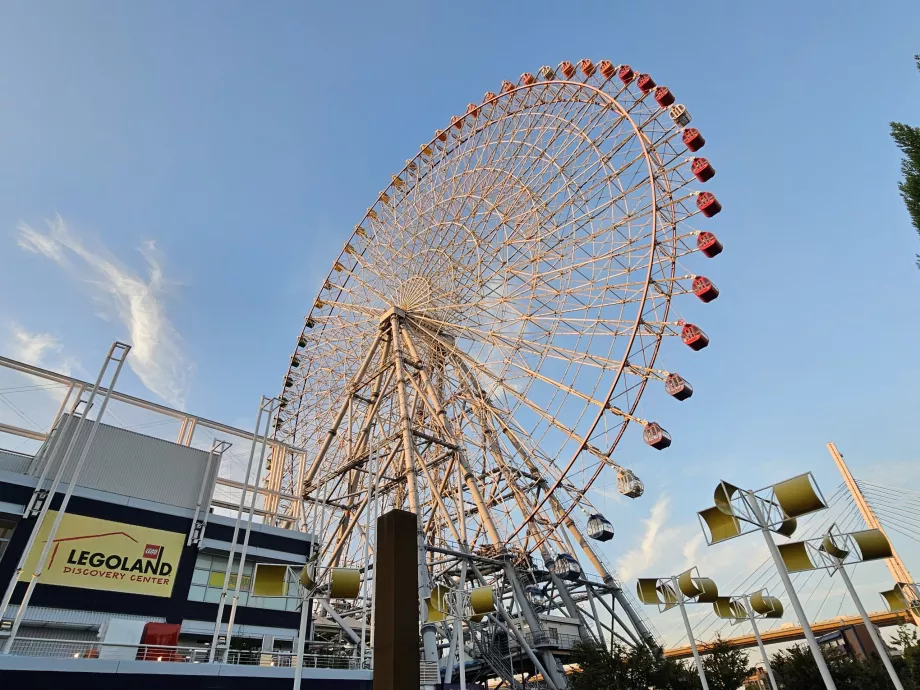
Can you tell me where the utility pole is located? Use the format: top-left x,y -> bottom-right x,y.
827,442 -> 920,627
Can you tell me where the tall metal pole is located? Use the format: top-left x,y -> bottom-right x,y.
827,442 -> 920,627
672,577 -> 710,690
836,563 -> 904,690
292,584 -> 312,690
741,597 -> 779,690
747,493 -> 837,690
3,342 -> 130,654
210,397 -> 267,662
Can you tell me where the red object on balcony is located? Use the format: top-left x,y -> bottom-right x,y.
697,192 -> 722,218
579,59 -> 596,77
681,324 -> 710,351
618,64 -> 635,84
138,623 -> 181,662
691,157 -> 716,182
559,61 -> 576,79
644,423 -> 672,450
697,232 -> 724,258
521,72 -> 536,86
654,86 -> 675,107
683,128 -> 706,152
692,276 -> 720,303
637,73 -> 656,93
665,373 -> 694,401
598,60 -> 615,80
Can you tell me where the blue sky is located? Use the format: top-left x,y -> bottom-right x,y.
1,0 -> 919,646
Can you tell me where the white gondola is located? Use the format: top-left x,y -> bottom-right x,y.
587,513 -> 614,542
526,585 -> 547,608
617,469 -> 644,498
553,553 -> 582,582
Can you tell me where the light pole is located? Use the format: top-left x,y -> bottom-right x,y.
697,473 -> 837,690
638,567 -> 718,690
713,590 -> 782,690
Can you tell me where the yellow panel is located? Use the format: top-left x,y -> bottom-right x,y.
252,564 -> 288,597
881,587 -> 910,613
773,474 -> 826,519
677,571 -> 718,603
471,587 -> 495,615
300,562 -> 316,590
777,542 -> 816,573
852,529 -> 893,562
775,518 -> 797,538
18,510 -> 185,598
713,597 -> 745,619
637,579 -> 663,606
751,591 -> 783,618
821,534 -> 849,560
699,506 -> 742,544
677,570 -> 699,598
714,481 -> 740,516
695,578 -> 719,603
427,585 -> 449,622
329,568 -> 361,599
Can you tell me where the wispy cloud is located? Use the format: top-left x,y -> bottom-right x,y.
16,215 -> 192,408
616,494 -> 674,582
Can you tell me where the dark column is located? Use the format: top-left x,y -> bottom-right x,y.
373,509 -> 419,690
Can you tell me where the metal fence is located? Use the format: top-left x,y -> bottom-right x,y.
5,637 -> 363,669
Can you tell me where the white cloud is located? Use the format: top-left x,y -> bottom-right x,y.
15,215 -> 192,408
8,324 -> 80,377
616,493 -> 675,582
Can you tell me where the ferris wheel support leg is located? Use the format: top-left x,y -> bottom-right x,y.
389,316 -> 439,686
502,563 -> 567,690
399,323 -> 505,547
301,330 -> 386,490
547,571 -> 593,644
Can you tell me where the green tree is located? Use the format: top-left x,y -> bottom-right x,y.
567,641 -> 699,690
701,637 -> 752,690
770,641 -> 910,690
890,54 -> 920,268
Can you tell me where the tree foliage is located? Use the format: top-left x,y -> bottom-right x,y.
566,639 -> 747,690
890,54 -> 920,268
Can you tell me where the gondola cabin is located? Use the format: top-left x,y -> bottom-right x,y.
587,514 -> 614,541
682,127 -> 705,152
691,157 -> 716,182
665,373 -> 694,401
597,60 -> 615,80
681,323 -> 710,351
643,423 -> 672,450
559,61 -> 576,79
554,554 -> 583,581
526,585 -> 547,608
654,86 -> 675,107
617,469 -> 644,498
692,276 -> 720,303
697,192 -> 722,218
618,64 -> 635,84
637,73 -> 656,93
697,232 -> 723,258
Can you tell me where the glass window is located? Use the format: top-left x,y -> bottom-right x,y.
188,585 -> 206,601
190,550 -> 292,611
191,569 -> 210,585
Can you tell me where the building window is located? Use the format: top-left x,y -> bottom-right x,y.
188,553 -> 298,611
0,519 -> 18,562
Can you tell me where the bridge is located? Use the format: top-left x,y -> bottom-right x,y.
664,611 -> 911,659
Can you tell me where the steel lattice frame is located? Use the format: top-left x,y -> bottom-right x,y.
270,59 -> 723,681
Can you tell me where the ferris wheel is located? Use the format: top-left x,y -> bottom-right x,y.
271,58 -> 724,682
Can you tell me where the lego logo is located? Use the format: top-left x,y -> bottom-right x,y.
143,544 -> 161,559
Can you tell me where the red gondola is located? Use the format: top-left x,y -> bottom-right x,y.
697,232 -> 723,258
665,373 -> 694,401
483,91 -> 498,104
637,73 -> 656,93
618,64 -> 635,84
681,324 -> 710,351
692,276 -> 720,303
436,129 -> 447,143
597,60 -> 615,80
697,192 -> 722,218
467,103 -> 480,117
501,80 -> 515,93
579,59 -> 596,77
654,86 -> 675,107
682,128 -> 705,152
691,158 -> 715,182
521,72 -> 536,86
559,61 -> 576,79
451,115 -> 463,130
644,423 -> 672,450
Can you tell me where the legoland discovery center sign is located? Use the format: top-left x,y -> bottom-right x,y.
20,511 -> 185,597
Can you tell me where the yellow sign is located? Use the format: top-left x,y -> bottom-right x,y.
20,511 -> 185,598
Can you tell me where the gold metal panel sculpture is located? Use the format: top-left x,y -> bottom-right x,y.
852,529 -> 893,562
637,578 -> 663,606
773,474 -> 826,519
300,561 -> 316,590
713,596 -> 746,620
699,506 -> 742,544
822,534 -> 850,560
714,481 -> 741,515
775,517 -> 798,538
751,591 -> 783,618
252,563 -> 289,597
881,586 -> 911,613
329,567 -> 361,599
427,584 -> 449,623
470,586 -> 496,615
678,570 -> 719,603
777,541 -> 816,573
